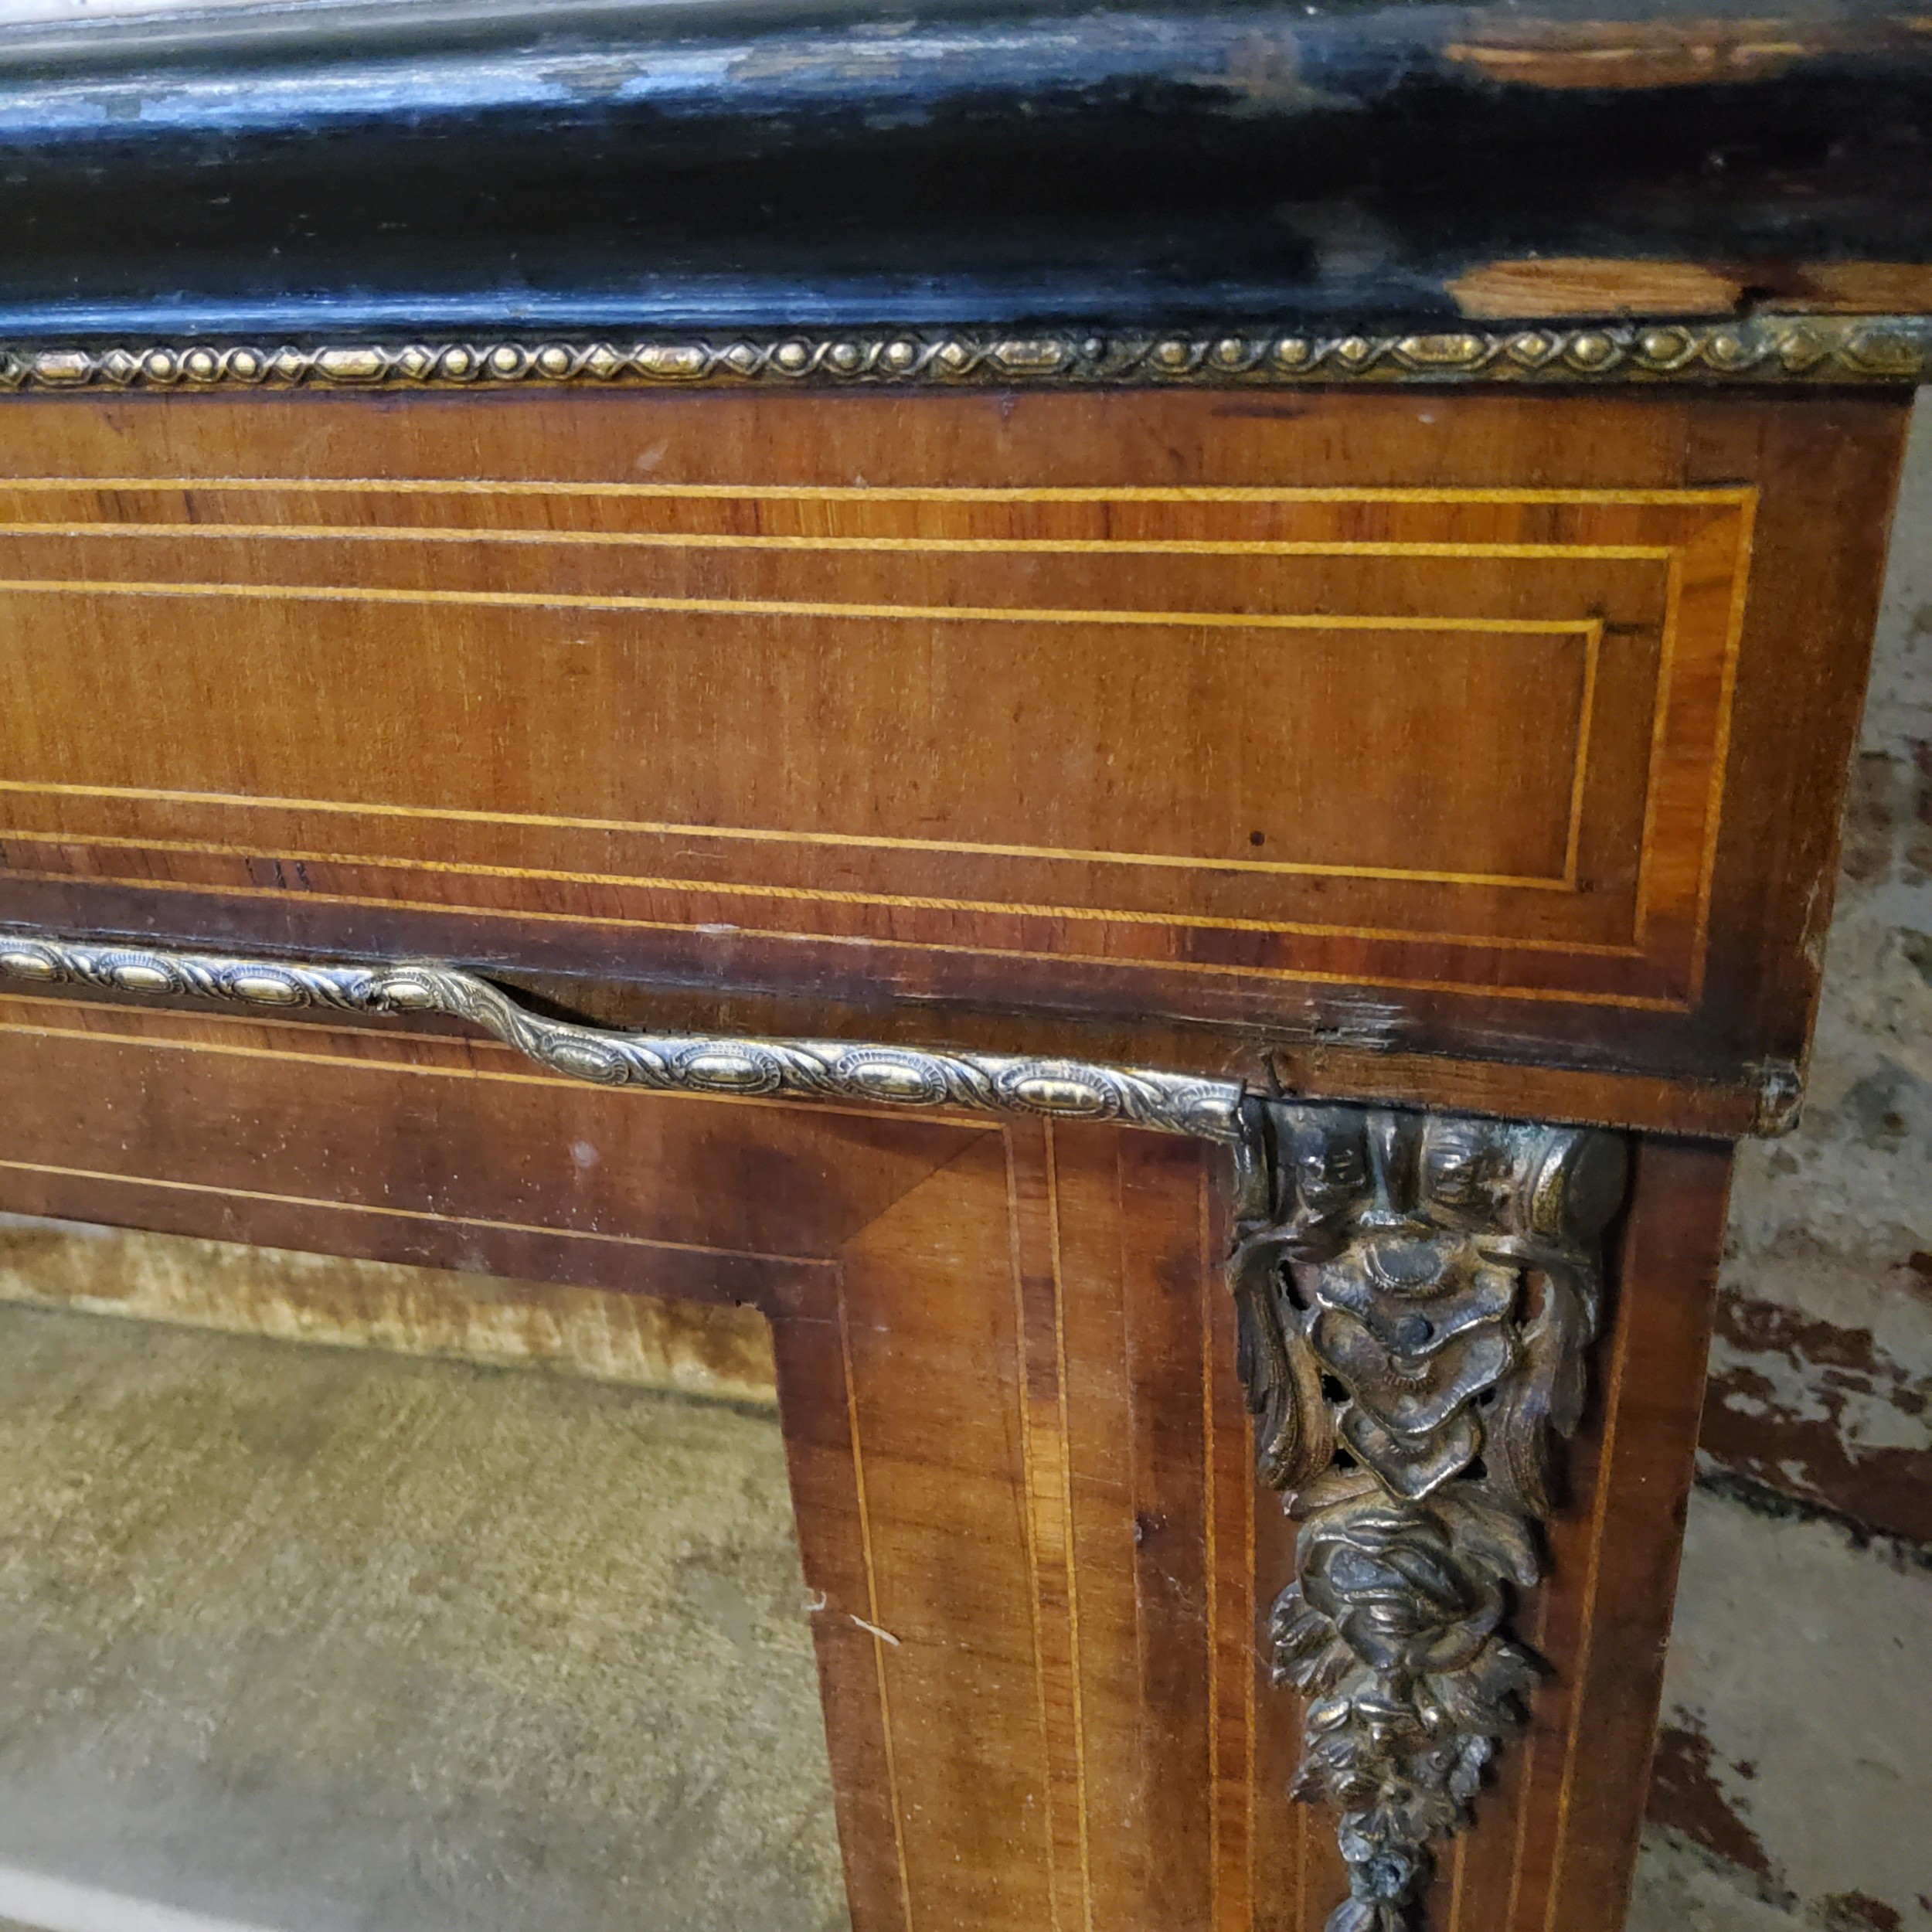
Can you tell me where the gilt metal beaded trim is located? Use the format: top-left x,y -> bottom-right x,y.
0,933 -> 1249,1141
1,315 -> 1927,392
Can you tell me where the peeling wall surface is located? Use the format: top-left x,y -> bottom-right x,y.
1631,399 -> 1932,1932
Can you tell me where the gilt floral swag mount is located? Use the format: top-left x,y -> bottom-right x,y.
0,934 -> 1628,1932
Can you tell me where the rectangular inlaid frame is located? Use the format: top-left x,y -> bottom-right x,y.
0,471 -> 1749,1012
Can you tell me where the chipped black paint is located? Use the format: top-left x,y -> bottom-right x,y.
0,1 -> 1927,335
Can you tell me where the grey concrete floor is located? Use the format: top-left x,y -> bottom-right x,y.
0,1301 -> 848,1932
0,403 -> 1927,1932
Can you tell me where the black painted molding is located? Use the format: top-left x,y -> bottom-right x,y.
0,0 -> 1928,336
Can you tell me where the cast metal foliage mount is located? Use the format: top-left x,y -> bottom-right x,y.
0,933 -> 1630,1931
1230,1100 -> 1627,1932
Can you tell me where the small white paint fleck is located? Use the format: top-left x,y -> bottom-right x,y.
570,1140 -> 600,1170
0,1867 -> 281,1932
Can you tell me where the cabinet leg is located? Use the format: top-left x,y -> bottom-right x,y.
1230,1104 -> 1719,1932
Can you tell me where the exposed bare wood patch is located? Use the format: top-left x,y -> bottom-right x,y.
1774,264 -> 1932,315
1446,21 -> 1821,90
0,1214 -> 780,1404
1450,259 -> 1744,320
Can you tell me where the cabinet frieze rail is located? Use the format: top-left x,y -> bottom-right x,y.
0,930 -> 1629,1932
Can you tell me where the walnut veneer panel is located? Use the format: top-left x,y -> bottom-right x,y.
0,995 -> 1728,1932
0,390 -> 1902,1117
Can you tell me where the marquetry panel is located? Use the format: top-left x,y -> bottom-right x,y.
0,389 -> 1900,1107
0,466 -> 1743,1011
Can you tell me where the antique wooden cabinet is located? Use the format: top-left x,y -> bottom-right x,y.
0,5 -> 1927,1931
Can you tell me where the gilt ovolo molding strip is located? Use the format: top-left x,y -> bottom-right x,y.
0,932 -> 1250,1143
2,315 -> 1929,392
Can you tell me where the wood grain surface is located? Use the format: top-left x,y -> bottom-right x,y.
0,387 -> 1903,1131
0,995 -> 1732,1932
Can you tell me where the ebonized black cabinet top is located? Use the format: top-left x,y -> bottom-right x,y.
2,0 -> 1929,336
